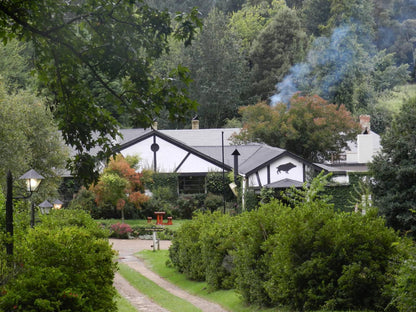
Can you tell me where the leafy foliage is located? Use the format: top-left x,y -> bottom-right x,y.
0,80 -> 68,201
91,154 -> 149,221
369,96 -> 416,238
0,0 -> 202,184
0,210 -> 117,312
248,6 -> 307,101
169,173 -> 414,311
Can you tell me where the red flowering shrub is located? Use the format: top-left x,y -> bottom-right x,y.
110,222 -> 132,239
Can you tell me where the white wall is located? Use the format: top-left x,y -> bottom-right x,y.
121,136 -> 223,173
247,156 -> 304,187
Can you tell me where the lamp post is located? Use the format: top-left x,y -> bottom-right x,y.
5,169 -> 44,257
39,200 -> 53,215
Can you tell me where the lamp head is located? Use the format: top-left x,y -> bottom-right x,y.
53,199 -> 63,210
38,200 -> 53,214
19,169 -> 44,193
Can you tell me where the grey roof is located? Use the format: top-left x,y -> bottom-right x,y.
194,144 -> 287,175
159,128 -> 240,146
264,178 -> 305,188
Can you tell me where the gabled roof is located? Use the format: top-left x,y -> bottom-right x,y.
264,178 -> 305,188
117,129 -> 233,171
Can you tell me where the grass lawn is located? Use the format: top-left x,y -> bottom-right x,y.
118,263 -> 202,312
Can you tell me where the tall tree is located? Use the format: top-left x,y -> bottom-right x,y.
185,8 -> 250,128
0,80 -> 68,201
0,0 -> 201,184
248,6 -> 307,101
234,94 -> 360,161
369,96 -> 416,238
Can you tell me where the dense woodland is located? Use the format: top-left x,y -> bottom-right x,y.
145,0 -> 415,131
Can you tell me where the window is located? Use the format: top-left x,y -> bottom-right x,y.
178,175 -> 206,194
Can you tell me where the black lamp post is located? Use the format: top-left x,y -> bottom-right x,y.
5,169 -> 44,257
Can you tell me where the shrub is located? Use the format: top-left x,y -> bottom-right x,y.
204,193 -> 223,212
199,211 -> 238,290
232,200 -> 291,306
169,214 -> 205,281
0,210 -> 117,312
259,202 -> 408,311
110,222 -> 132,239
391,254 -> 416,312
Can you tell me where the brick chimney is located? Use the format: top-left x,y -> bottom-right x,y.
359,115 -> 370,134
192,116 -> 199,130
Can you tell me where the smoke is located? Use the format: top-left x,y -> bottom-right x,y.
270,26 -> 354,107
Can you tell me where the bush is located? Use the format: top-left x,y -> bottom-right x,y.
204,193 -> 223,212
110,222 -> 132,239
392,255 -> 416,312
232,200 -> 291,306
199,211 -> 238,290
0,210 -> 117,312
169,214 -> 205,281
172,194 -> 206,219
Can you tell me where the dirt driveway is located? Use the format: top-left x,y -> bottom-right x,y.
110,238 -> 228,312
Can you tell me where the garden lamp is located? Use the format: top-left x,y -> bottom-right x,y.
39,200 -> 53,214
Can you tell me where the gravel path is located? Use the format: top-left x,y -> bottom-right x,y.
110,238 -> 228,312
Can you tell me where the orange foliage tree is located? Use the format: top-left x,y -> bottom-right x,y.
234,94 -> 361,162
91,154 -> 149,222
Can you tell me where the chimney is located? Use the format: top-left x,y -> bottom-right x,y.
359,115 -> 370,134
192,115 -> 199,130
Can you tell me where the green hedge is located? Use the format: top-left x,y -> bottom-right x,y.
169,194 -> 415,311
0,210 -> 117,312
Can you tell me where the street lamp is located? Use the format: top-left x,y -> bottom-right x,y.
19,169 -> 44,193
5,169 -> 44,257
53,199 -> 63,210
39,200 -> 53,214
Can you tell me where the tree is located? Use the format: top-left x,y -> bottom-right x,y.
234,94 -> 360,162
301,0 -> 331,37
229,0 -> 286,51
184,8 -> 250,128
0,80 -> 68,201
0,1 -> 202,184
0,39 -> 37,94
91,154 -> 149,222
248,6 -> 307,101
369,96 -> 416,238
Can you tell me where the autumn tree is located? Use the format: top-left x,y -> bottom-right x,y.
91,155 -> 149,222
234,94 -> 360,162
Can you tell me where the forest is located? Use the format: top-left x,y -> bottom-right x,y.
144,0 -> 416,132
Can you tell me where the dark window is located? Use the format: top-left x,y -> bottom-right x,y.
178,175 -> 206,194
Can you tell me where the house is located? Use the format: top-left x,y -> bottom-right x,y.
106,119 -> 343,197
323,115 -> 381,174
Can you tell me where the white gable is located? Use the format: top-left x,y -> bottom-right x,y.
247,155 -> 305,188
120,134 -> 224,173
